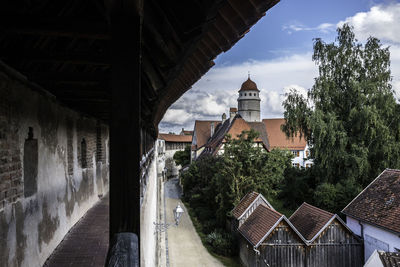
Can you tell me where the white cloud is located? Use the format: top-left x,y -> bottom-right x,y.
338,3 -> 400,99
159,3 -> 400,133
282,22 -> 335,34
338,3 -> 400,44
159,54 -> 317,133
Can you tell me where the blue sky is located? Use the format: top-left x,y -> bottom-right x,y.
160,0 -> 400,133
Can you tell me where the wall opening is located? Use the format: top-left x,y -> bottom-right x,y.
96,122 -> 102,163
81,138 -> 87,168
24,127 -> 38,197
67,120 -> 73,176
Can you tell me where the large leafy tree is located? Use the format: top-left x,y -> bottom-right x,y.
181,129 -> 292,227
173,145 -> 191,167
282,24 -> 400,210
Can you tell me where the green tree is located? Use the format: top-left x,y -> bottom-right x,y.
282,24 -> 400,212
182,129 -> 293,227
173,145 -> 191,167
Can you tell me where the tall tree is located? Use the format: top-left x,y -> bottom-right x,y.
282,24 -> 400,204
173,145 -> 191,167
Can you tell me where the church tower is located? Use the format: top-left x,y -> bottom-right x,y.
237,76 -> 261,122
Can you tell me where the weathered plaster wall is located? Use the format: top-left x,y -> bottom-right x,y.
0,70 -> 109,267
140,146 -> 159,267
347,216 -> 400,262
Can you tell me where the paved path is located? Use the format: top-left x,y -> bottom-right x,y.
44,195 -> 109,267
164,178 -> 223,267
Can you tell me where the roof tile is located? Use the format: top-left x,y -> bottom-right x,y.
158,133 -> 192,143
263,118 -> 306,150
193,120 -> 221,148
342,169 -> 400,234
238,204 -> 282,246
289,202 -> 334,240
232,191 -> 259,219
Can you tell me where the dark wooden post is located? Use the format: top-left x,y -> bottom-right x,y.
108,0 -> 142,246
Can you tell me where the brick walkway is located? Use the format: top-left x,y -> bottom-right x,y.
44,195 -> 109,267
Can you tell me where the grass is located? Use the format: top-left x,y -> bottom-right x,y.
182,200 -> 243,267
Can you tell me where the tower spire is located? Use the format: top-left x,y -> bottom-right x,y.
248,71 -> 250,79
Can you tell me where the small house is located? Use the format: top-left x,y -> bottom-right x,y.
364,250 -> 400,267
234,193 -> 363,267
342,169 -> 400,262
290,202 -> 363,267
231,191 -> 274,230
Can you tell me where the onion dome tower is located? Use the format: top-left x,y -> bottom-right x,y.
237,75 -> 261,122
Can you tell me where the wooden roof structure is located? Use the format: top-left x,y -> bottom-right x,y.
0,0 -> 280,137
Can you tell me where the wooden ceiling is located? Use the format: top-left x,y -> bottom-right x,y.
0,0 -> 279,137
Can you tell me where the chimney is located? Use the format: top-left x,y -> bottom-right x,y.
210,122 -> 215,137
222,113 -> 227,123
229,107 -> 237,122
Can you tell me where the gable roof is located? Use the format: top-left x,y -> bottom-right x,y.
158,133 -> 192,143
378,251 -> 400,267
231,191 -> 274,220
263,118 -> 306,150
342,169 -> 400,235
238,204 -> 283,247
247,122 -> 270,150
200,116 -> 270,157
193,120 -> 221,148
289,202 -> 334,241
232,192 -> 260,219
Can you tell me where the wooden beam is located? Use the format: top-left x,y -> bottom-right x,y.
24,72 -> 108,83
1,49 -> 110,66
108,1 -> 141,262
0,16 -> 110,40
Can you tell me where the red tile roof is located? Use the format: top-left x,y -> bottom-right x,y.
289,202 -> 334,240
158,133 -> 192,143
263,118 -> 306,150
239,77 -> 259,92
238,204 -> 282,246
232,192 -> 259,219
193,120 -> 221,148
342,169 -> 400,234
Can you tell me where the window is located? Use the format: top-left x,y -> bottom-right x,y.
306,163 -> 312,168
81,138 -> 87,168
24,127 -> 38,197
292,150 -> 300,157
249,93 -> 252,96
292,163 -> 300,168
306,150 -> 309,157
244,93 -> 247,96
96,123 -> 102,163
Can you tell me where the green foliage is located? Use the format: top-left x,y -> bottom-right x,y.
282,24 -> 400,213
181,129 -> 293,256
206,230 -> 237,256
173,145 -> 191,167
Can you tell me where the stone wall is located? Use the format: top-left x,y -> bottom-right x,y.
0,67 -> 109,267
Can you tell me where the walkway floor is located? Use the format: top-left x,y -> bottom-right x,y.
164,178 -> 223,267
44,195 -> 109,267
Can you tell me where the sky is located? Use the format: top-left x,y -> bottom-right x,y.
159,0 -> 400,134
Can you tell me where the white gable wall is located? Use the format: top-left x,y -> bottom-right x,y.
346,216 -> 400,262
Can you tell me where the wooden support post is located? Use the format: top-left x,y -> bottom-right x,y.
109,0 -> 142,249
